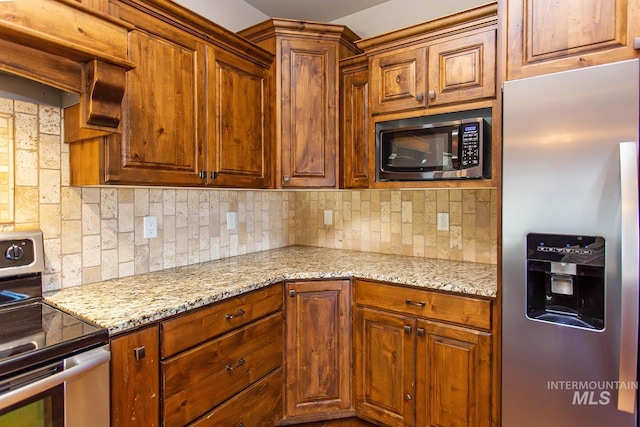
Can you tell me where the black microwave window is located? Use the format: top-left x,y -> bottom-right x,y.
381,126 -> 455,172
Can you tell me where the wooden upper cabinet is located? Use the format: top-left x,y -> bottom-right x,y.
207,48 -> 270,188
340,55 -> 370,189
65,0 -> 273,187
505,0 -> 640,79
284,280 -> 352,422
239,19 -> 362,188
427,28 -> 496,107
359,3 -> 498,117
369,46 -> 427,114
105,9 -> 206,185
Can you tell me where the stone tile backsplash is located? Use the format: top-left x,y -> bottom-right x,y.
0,97 -> 496,290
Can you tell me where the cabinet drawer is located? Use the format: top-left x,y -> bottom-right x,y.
189,367 -> 283,427
354,279 -> 491,330
162,312 -> 283,427
160,283 -> 283,357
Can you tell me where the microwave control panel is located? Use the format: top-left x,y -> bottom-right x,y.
460,123 -> 480,167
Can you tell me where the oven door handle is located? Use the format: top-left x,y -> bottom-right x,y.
0,345 -> 110,411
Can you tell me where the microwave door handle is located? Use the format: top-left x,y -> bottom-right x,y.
618,141 -> 639,414
451,128 -> 459,161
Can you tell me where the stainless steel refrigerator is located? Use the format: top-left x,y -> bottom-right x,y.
502,59 -> 640,426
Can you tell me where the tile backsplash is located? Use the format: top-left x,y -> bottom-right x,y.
0,97 -> 496,290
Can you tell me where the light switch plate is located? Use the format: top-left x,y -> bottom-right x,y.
437,212 -> 449,231
143,216 -> 157,239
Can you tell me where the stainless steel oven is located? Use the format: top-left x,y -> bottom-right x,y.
0,230 -> 110,427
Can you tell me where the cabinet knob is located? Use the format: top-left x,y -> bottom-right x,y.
404,325 -> 412,335
417,328 -> 425,337
289,290 -> 296,297
210,171 -> 218,179
416,93 -> 423,101
428,90 -> 436,99
283,175 -> 290,183
133,346 -> 146,361
199,170 -> 207,179
635,37 -> 640,49
396,75 -> 401,83
406,393 -> 413,401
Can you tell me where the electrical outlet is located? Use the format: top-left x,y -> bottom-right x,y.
437,212 -> 449,231
143,216 -> 157,239
227,212 -> 237,230
324,210 -> 333,225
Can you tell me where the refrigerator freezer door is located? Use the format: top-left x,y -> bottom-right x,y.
502,60 -> 639,427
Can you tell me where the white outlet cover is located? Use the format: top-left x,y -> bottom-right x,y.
437,212 -> 449,231
324,210 -> 333,225
143,216 -> 157,239
227,212 -> 237,230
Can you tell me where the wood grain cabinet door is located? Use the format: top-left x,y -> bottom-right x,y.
369,46 -> 427,115
284,279 -> 352,421
427,28 -> 496,107
354,307 -> 416,427
106,3 -> 206,185
280,38 -> 339,188
207,47 -> 271,188
110,325 -> 160,427
340,57 -> 370,189
415,319 -> 492,427
506,0 -> 640,79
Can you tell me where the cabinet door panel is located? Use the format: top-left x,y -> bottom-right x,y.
209,47 -> 270,188
370,47 -> 427,114
416,319 -> 491,427
341,60 -> 369,189
428,29 -> 496,106
281,39 -> 337,187
111,325 -> 160,427
506,0 -> 639,79
284,280 -> 351,419
107,6 -> 205,185
354,307 -> 415,426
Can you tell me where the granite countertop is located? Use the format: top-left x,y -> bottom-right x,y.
44,246 -> 497,335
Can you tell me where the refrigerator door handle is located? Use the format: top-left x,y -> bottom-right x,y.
618,141 -> 639,414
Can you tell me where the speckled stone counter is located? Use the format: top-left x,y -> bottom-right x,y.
44,246 -> 497,335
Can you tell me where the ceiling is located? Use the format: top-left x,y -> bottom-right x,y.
244,0 -> 391,22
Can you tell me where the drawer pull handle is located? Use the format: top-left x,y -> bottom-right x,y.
225,308 -> 245,320
406,299 -> 426,307
225,358 -> 245,371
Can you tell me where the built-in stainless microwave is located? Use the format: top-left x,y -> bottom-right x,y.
376,116 -> 490,181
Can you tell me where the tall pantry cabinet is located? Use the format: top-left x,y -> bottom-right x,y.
239,19 -> 362,188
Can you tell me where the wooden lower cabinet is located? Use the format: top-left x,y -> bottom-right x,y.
190,367 -> 283,427
416,320 -> 491,427
354,307 -> 415,426
110,325 -> 160,427
354,279 -> 493,427
283,279 -> 353,423
162,311 -> 283,427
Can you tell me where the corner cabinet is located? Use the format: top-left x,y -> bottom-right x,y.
504,0 -> 640,80
239,19 -> 362,188
283,279 -> 353,423
353,279 -> 493,427
65,0 -> 273,188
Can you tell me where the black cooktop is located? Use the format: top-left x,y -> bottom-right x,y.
0,301 -> 108,379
